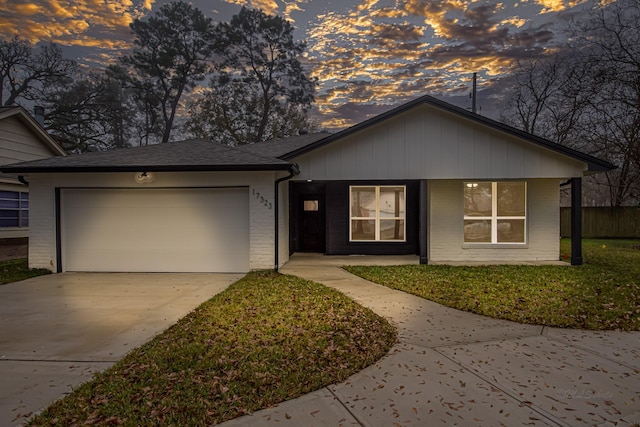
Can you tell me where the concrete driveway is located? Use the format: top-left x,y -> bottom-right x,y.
0,272 -> 242,426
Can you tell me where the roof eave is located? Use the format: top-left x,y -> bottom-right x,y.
0,163 -> 294,174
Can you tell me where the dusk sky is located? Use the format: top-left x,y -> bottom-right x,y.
0,0 -> 600,130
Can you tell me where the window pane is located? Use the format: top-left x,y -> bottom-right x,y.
379,187 -> 405,218
0,199 -> 19,209
497,219 -> 525,243
0,210 -> 19,227
303,200 -> 318,211
464,220 -> 491,242
351,219 -> 375,240
497,182 -> 525,216
351,187 -> 376,218
380,220 -> 405,240
464,182 -> 492,216
0,191 -> 18,199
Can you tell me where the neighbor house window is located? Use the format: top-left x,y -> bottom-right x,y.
350,186 -> 405,241
463,182 -> 526,244
0,191 -> 29,228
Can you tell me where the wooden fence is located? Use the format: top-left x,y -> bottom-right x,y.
560,207 -> 640,238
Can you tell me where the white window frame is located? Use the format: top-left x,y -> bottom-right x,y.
463,181 -> 527,244
350,185 -> 406,242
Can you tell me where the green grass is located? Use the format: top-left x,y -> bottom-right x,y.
28,271 -> 396,426
0,258 -> 50,285
345,239 -> 640,331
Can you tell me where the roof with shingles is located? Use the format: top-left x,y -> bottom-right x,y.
0,138 -> 293,173
234,132 -> 330,158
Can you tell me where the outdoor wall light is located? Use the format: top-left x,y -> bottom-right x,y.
466,182 -> 479,188
134,171 -> 155,183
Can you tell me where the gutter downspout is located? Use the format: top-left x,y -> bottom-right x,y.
274,164 -> 300,271
18,176 -> 29,186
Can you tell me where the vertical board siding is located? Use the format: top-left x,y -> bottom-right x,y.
292,105 -> 586,181
429,179 -> 561,262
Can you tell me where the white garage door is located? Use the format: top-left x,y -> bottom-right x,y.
61,188 -> 250,272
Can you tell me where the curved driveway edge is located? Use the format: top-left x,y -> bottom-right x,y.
221,254 -> 640,427
0,272 -> 241,427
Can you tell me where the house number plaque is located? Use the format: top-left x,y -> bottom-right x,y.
252,189 -> 273,210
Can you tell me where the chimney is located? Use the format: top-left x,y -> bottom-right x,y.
34,106 -> 45,126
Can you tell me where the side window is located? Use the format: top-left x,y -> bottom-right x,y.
463,182 -> 526,244
0,191 -> 29,228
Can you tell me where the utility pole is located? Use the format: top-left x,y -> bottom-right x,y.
471,72 -> 477,114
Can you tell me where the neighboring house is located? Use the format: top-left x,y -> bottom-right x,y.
0,95 -> 614,273
0,107 -> 66,240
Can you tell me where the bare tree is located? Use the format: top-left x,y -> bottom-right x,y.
42,69 -> 134,153
573,0 -> 640,205
501,0 -> 640,206
0,36 -> 75,106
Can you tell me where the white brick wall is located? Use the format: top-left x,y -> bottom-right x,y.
249,181 -> 276,270
26,171 -> 282,272
429,179 -> 560,262
27,174 -> 57,270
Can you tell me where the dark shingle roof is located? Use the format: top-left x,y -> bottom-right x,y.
1,139 -> 293,173
235,132 -> 331,158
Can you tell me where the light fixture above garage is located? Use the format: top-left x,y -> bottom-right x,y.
134,171 -> 154,183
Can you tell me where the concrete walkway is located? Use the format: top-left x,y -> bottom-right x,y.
222,254 -> 640,427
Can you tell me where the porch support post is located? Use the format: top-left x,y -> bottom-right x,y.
419,180 -> 428,265
570,177 -> 583,266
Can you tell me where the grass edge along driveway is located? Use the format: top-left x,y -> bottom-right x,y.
346,239 -> 640,331
0,258 -> 50,285
27,271 -> 396,427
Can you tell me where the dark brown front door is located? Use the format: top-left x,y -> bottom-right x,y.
299,195 -> 325,252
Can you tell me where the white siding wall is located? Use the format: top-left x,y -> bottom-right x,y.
0,116 -> 57,165
293,105 -> 586,181
429,179 -> 560,262
27,171 -> 282,271
0,115 -> 61,239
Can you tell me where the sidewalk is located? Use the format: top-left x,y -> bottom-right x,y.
220,254 -> 640,427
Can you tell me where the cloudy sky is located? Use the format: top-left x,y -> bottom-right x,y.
0,0 -> 599,129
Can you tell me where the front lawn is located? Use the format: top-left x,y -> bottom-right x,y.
0,258 -> 50,285
28,271 -> 396,426
345,239 -> 640,331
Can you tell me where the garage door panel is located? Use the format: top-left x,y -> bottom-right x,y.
61,188 -> 250,273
